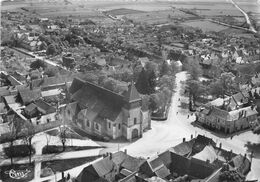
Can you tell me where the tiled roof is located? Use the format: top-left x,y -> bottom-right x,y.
154,165 -> 170,179
170,140 -> 194,156
24,103 -> 37,113
123,82 -> 141,103
70,78 -> 125,121
121,155 -> 145,172
158,150 -> 172,167
4,95 -> 17,104
230,154 -> 251,175
77,151 -> 137,182
193,145 -> 217,163
210,107 -> 229,120
0,102 -> 7,114
18,88 -> 41,105
92,157 -> 115,177
35,100 -> 56,114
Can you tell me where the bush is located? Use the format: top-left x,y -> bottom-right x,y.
4,145 -> 35,158
30,59 -> 47,70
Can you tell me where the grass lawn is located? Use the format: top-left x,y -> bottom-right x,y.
4,145 -> 35,158
41,156 -> 101,177
42,145 -> 104,154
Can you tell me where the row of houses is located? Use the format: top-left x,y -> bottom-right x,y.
74,135 -> 251,182
0,72 -> 83,137
196,88 -> 259,134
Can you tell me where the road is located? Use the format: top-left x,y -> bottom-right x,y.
229,0 -> 257,33
122,71 -> 260,181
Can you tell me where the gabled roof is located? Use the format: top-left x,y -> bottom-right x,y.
76,151 -> 137,182
123,82 -> 141,103
24,103 -> 37,113
35,100 -> 56,114
154,165 -> 170,179
18,88 -> 41,105
92,157 -> 115,177
70,78 -> 126,121
229,154 -> 251,175
170,140 -> 194,156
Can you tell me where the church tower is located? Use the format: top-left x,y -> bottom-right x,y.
122,81 -> 142,141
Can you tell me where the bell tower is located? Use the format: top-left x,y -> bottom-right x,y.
122,81 -> 142,141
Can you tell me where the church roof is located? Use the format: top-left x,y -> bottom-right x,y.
123,82 -> 141,103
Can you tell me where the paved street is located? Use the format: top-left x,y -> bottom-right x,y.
122,71 -> 260,181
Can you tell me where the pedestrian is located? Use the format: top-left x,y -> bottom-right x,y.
178,98 -> 180,101
187,115 -> 189,119
230,136 -> 233,140
191,113 -> 193,116
176,112 -> 178,115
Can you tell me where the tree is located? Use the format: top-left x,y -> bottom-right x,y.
150,93 -> 161,111
148,70 -> 156,93
59,126 -> 67,152
158,75 -> 175,90
45,134 -> 52,151
186,59 -> 202,80
46,44 -> 57,55
80,72 -> 99,84
44,68 -> 57,77
103,78 -> 117,92
160,61 -> 170,76
133,64 -> 143,82
186,80 -> 206,109
135,68 -> 152,94
8,122 -> 18,165
141,95 -> 150,111
30,59 -> 47,70
209,81 -> 225,98
23,122 -> 35,164
210,73 -> 238,98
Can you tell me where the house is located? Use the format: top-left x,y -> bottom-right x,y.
17,88 -> 42,105
69,78 -> 151,141
75,135 -> 251,182
139,156 -> 171,179
196,105 -> 258,134
76,151 -> 145,182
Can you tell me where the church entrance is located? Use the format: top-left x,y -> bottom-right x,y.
132,128 -> 139,139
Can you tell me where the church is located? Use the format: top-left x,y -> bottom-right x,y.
65,77 -> 151,141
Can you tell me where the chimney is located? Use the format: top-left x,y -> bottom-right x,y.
124,149 -> 127,154
191,134 -> 193,139
183,138 -> 186,142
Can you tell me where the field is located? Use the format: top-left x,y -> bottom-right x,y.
124,9 -> 196,25
180,20 -> 228,32
105,8 -> 145,16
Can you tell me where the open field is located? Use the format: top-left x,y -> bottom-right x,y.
124,9 -> 196,25
180,20 -> 229,32
234,0 -> 260,13
105,8 -> 145,16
